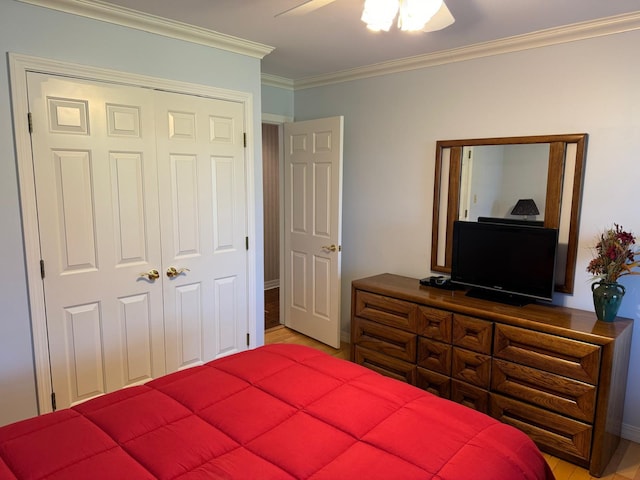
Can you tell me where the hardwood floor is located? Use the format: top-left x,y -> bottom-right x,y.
265,325 -> 350,360
264,287 -> 280,330
265,327 -> 640,480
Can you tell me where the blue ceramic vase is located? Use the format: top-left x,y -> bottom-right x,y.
591,281 -> 625,322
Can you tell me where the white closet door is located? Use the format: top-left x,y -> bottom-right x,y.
27,73 -> 165,409
27,73 -> 249,410
154,91 -> 248,372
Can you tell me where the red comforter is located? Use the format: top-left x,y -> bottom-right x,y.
0,344 -> 554,479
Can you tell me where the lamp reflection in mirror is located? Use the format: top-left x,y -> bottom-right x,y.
511,198 -> 540,220
362,0 -> 443,31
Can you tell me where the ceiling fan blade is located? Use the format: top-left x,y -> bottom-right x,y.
421,1 -> 455,32
275,0 -> 338,17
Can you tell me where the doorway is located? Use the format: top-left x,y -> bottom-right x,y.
261,116 -> 344,348
262,122 -> 281,330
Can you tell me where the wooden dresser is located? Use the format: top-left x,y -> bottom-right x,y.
350,273 -> 633,477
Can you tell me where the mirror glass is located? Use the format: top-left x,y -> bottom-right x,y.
431,134 -> 587,294
460,144 -> 549,222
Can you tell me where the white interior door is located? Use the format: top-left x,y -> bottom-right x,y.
27,73 -> 166,409
155,91 -> 248,372
283,116 -> 343,348
27,73 -> 249,410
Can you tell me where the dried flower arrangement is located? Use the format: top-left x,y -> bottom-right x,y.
587,224 -> 640,283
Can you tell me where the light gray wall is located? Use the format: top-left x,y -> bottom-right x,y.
501,144 -> 548,219
468,145 -> 504,220
0,0 -> 264,425
293,29 -> 640,440
262,83 -> 294,119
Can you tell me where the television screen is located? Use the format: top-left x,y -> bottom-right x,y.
451,220 -> 559,305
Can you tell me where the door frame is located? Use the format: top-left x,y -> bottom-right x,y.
9,53 -> 258,415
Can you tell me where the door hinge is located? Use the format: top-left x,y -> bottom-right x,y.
51,392 -> 57,411
28,112 -> 33,134
243,132 -> 247,148
245,237 -> 249,250
246,333 -> 250,346
40,259 -> 45,279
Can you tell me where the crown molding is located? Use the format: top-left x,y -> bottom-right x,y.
293,10 -> 640,90
261,74 -> 295,90
17,0 -> 274,59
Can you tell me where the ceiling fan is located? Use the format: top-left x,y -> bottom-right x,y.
275,0 -> 455,33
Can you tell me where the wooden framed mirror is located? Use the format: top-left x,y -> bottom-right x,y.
431,133 -> 588,294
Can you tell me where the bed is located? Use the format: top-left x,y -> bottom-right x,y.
0,343 -> 554,479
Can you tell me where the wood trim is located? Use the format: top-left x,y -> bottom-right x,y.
490,394 -> 592,465
354,290 -> 419,332
417,306 -> 452,342
417,337 -> 452,375
354,346 -> 416,384
416,367 -> 451,398
353,317 -> 417,362
431,143 -> 445,273
451,380 -> 490,413
559,134 -> 588,294
431,133 -> 588,294
589,325 -> 633,476
544,141 -> 565,229
452,314 -> 493,354
491,359 -> 596,422
493,324 -> 601,384
451,348 -> 492,389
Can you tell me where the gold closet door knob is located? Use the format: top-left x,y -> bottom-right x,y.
166,266 -> 190,278
322,244 -> 339,252
139,269 -> 160,280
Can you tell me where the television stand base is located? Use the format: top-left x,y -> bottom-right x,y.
465,288 -> 534,306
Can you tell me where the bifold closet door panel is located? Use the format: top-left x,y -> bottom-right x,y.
27,73 -> 165,410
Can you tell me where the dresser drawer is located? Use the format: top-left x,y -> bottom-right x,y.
417,306 -> 452,342
492,359 -> 596,422
417,337 -> 451,375
490,394 -> 592,465
354,346 -> 416,384
452,314 -> 493,354
353,290 -> 418,332
452,348 -> 492,389
494,324 -> 601,384
352,317 -> 416,362
451,380 -> 489,414
416,367 -> 451,398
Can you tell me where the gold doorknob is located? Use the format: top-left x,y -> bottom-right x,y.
139,269 -> 160,281
166,266 -> 190,278
322,244 -> 340,252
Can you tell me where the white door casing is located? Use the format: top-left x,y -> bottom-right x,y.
21,63 -> 249,411
283,117 -> 344,348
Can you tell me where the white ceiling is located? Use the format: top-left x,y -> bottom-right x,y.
77,0 -> 640,80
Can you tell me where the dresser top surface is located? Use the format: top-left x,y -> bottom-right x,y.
352,274 -> 633,343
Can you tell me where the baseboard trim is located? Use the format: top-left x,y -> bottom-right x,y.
622,423 -> 640,443
264,280 -> 279,290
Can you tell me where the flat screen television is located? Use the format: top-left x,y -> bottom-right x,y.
451,220 -> 559,305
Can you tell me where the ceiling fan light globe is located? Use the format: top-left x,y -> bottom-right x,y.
399,0 -> 443,31
361,0 -> 399,31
